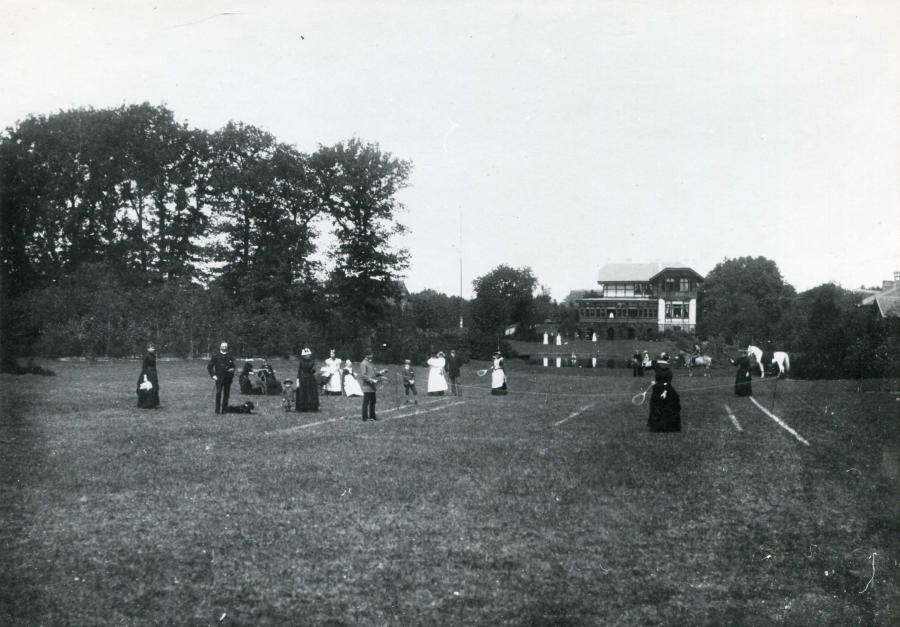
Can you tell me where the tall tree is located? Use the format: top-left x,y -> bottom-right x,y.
208,124 -> 321,304
471,265 -> 541,338
697,256 -> 796,345
311,138 -> 411,326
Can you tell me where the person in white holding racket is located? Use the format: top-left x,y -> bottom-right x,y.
490,351 -> 508,396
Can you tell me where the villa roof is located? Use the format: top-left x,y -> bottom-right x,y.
596,261 -> 702,283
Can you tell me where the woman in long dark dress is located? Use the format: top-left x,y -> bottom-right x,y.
647,353 -> 680,432
136,344 -> 160,409
295,348 -> 320,412
730,353 -> 753,397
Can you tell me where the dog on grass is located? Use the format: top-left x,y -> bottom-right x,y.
223,401 -> 255,414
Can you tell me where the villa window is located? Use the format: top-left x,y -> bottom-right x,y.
680,278 -> 690,292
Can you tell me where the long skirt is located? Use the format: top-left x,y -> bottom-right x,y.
296,373 -> 320,412
491,369 -> 508,395
647,389 -> 680,432
136,371 -> 160,409
734,368 -> 753,397
324,370 -> 342,395
343,373 -> 363,397
427,368 -> 448,394
239,373 -> 263,395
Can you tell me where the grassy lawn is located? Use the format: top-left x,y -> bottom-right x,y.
1,359 -> 898,626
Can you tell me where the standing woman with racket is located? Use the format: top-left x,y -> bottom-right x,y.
647,352 -> 680,432
490,351 -> 508,396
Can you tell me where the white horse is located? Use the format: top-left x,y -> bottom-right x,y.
772,351 -> 790,377
747,345 -> 790,378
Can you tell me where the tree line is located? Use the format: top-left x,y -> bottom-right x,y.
2,105 -> 896,379
0,104 -> 531,368
696,257 -> 899,380
0,103 -> 423,368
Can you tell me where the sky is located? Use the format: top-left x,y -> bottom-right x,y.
2,0 -> 898,299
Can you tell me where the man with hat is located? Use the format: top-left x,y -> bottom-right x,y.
401,359 -> 418,404
360,350 -> 380,421
447,348 -> 463,396
207,342 -> 235,414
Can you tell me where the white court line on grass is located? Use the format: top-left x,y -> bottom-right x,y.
380,400 -> 467,422
749,396 -> 810,446
723,404 -> 743,431
267,399 -> 445,435
554,401 -> 600,427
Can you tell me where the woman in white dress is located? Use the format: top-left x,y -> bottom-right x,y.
427,351 -> 449,396
323,350 -> 343,395
491,351 -> 508,395
342,360 -> 363,397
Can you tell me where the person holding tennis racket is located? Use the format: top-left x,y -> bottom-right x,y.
490,351 -> 508,396
646,352 -> 680,432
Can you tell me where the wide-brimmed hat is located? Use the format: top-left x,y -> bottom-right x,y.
282,379 -> 293,385
301,348 -> 312,356
493,351 -> 502,357
404,359 -> 411,364
437,351 -> 445,357
659,352 -> 669,360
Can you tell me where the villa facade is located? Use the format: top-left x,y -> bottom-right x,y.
576,262 -> 704,340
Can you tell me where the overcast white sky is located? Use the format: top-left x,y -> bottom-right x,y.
2,0 -> 898,299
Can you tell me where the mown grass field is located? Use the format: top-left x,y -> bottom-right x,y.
1,358 -> 898,626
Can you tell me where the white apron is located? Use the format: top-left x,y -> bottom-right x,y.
324,357 -> 342,392
427,357 -> 448,393
343,370 -> 363,396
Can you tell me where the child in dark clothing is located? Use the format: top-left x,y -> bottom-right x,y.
401,360 -> 418,405
281,380 -> 294,411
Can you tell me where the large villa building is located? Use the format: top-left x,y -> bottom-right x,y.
575,262 -> 704,340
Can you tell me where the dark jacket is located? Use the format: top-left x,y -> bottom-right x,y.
360,359 -> 379,393
447,354 -> 462,377
208,351 -> 235,382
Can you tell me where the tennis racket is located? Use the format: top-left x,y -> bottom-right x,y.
477,369 -> 489,377
632,383 -> 654,406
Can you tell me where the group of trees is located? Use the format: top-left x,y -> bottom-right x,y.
2,105 -> 895,379
1,104 -> 417,368
0,104 -> 552,367
697,257 -> 899,380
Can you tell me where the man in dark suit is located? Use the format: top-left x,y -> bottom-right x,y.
447,348 -> 462,396
207,342 -> 236,414
360,350 -> 380,421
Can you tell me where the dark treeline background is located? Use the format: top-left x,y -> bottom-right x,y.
1,105 -> 897,379
0,103 -> 478,367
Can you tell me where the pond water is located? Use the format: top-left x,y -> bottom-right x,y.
528,354 -> 633,369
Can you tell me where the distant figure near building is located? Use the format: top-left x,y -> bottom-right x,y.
207,342 -> 235,414
631,351 -> 644,378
